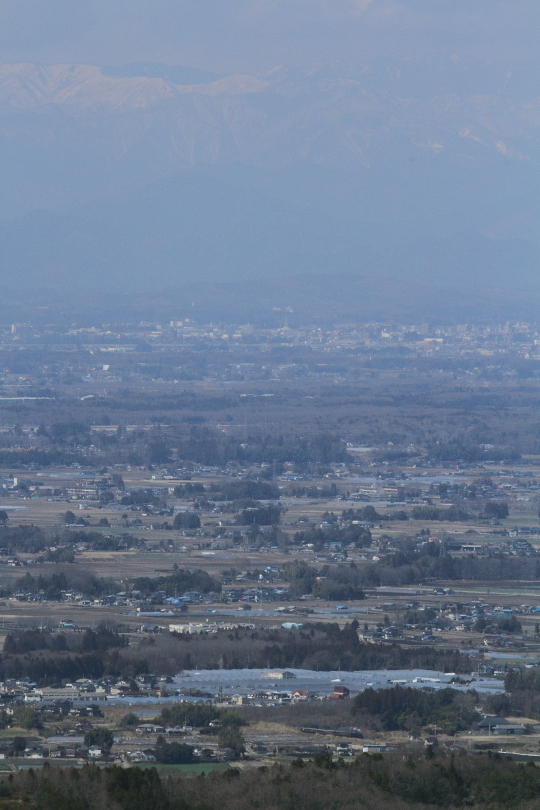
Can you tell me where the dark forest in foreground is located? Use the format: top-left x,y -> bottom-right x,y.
2,751 -> 540,810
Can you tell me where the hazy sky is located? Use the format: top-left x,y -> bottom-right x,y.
1,0 -> 539,73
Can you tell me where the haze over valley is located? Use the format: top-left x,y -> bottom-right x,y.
1,0 -> 539,319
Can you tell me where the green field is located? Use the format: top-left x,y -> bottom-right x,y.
453,586 -> 540,598
138,762 -> 230,774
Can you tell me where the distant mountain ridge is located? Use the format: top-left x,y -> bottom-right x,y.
1,59 -> 539,319
0,62 -> 268,109
101,62 -> 223,85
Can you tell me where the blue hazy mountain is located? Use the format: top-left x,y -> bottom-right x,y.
101,62 -> 222,85
0,55 -> 539,319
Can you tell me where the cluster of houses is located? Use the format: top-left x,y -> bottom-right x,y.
357,599 -> 540,646
476,716 -> 535,736
0,674 -> 177,704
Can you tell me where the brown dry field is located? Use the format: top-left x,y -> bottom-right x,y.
1,462 -> 540,654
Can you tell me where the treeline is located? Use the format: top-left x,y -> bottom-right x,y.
120,489 -> 166,506
113,427 -> 350,467
131,569 -> 220,598
0,449 -> 86,468
173,482 -> 205,498
115,543 -> 540,602
139,623 -> 474,674
236,504 -> 282,526
0,525 -> 48,554
292,524 -> 372,551
0,628 -> 132,684
498,668 -> 540,720
156,703 -> 246,729
286,483 -> 339,498
11,566 -> 220,601
411,505 -> 472,521
154,738 -> 195,764
343,503 -> 507,524
0,418 -> 351,468
151,706 -> 248,758
172,513 -> 201,529
352,685 -> 478,734
15,572 -> 73,601
86,392 -> 237,412
277,547 -> 526,595
281,560 -> 365,600
63,529 -> 140,550
1,753 -> 540,810
209,480 -> 280,501
342,506 -> 408,523
176,428 -> 350,465
359,544 -> 540,587
0,624 -> 473,683
0,649 -> 134,684
14,570 -> 119,600
0,525 -> 140,556
3,627 -> 128,655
